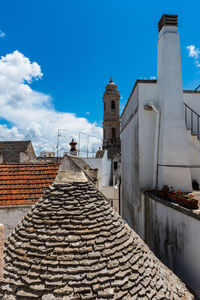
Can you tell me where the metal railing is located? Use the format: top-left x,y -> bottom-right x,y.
184,103 -> 200,138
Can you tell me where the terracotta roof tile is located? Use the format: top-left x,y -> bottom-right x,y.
0,163 -> 59,206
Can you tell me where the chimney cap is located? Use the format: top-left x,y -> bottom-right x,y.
158,14 -> 178,32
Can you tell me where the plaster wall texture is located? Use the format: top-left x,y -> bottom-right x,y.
0,224 -> 4,281
0,206 -> 31,238
138,83 -> 158,189
120,82 -> 200,232
101,185 -> 119,212
157,26 -> 192,191
182,93 -> 200,184
187,132 -> 200,183
58,155 -> 80,172
19,143 -> 37,163
121,84 -> 140,232
184,92 -> 200,114
146,195 -> 200,298
101,185 -> 118,200
121,83 -> 158,234
84,150 -> 112,188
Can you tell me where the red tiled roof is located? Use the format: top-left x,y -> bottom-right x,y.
0,163 -> 60,206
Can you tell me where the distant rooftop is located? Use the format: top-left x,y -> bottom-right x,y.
0,140 -> 36,163
0,162 -> 60,206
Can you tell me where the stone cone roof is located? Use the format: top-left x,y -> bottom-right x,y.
0,180 -> 193,299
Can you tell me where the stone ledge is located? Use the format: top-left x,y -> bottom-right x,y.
147,191 -> 200,221
0,205 -> 32,209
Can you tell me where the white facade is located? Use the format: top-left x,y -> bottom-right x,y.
121,80 -> 158,232
157,25 -> 192,191
84,151 -> 120,212
121,14 -> 200,297
84,150 -> 112,188
121,15 -> 200,230
144,193 -> 200,298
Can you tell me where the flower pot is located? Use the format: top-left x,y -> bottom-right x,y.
167,192 -> 178,202
156,185 -> 170,198
176,196 -> 198,209
156,191 -> 167,198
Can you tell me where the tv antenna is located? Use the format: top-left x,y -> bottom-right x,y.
56,129 -> 69,160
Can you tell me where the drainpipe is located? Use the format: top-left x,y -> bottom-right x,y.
0,224 -> 4,281
144,102 -> 160,189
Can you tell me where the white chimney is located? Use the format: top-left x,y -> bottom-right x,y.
157,15 -> 192,192
0,224 -> 4,281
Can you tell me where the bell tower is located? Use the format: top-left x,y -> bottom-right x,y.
102,77 -> 120,151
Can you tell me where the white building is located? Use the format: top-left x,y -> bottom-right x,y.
84,150 -> 119,212
39,151 -> 55,158
121,14 -> 200,297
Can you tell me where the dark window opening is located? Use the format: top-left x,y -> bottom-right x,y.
104,103 -> 106,112
114,161 -> 118,170
111,101 -> 115,110
112,128 -> 116,138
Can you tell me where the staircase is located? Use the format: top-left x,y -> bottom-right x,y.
184,103 -> 200,139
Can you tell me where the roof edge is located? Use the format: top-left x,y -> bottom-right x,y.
183,90 -> 200,94
121,79 -> 157,118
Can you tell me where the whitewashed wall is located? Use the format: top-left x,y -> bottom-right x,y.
0,205 -> 31,238
145,194 -> 200,298
184,92 -> 200,114
138,83 -> 158,189
183,92 -> 200,185
84,150 -> 112,188
121,84 -> 139,231
187,132 -> 200,184
121,81 -> 157,234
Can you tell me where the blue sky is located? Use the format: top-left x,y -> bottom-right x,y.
0,0 -> 199,154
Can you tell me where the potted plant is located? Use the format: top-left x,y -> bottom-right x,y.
176,193 -> 198,209
167,187 -> 179,203
156,185 -> 169,198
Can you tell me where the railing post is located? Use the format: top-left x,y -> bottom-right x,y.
191,110 -> 193,132
185,104 -> 187,128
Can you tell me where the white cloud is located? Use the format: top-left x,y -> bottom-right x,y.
186,45 -> 200,67
0,50 -> 102,156
0,30 -> 6,38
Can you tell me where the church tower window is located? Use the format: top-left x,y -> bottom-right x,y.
111,100 -> 115,110
112,128 -> 116,138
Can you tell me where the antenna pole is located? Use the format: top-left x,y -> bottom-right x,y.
56,129 -> 59,161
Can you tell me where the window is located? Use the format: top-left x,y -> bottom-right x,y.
114,161 -> 118,170
111,100 -> 115,110
104,103 -> 106,112
112,128 -> 116,138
